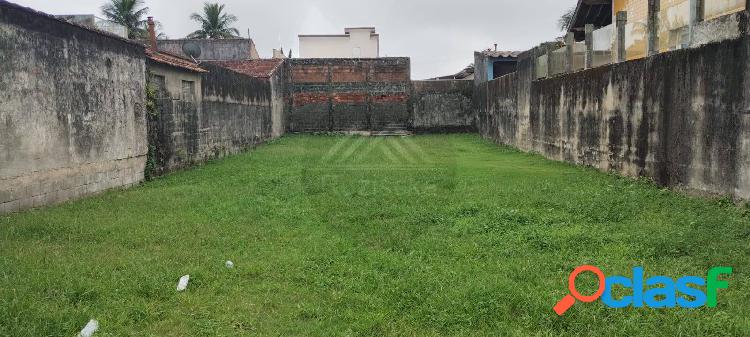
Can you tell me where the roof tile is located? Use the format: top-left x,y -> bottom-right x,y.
208,59 -> 284,78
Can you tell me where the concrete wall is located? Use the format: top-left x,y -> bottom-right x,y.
147,62 -> 277,174
0,2 -> 147,214
412,80 -> 474,132
269,61 -> 288,137
299,28 -> 379,58
476,32 -> 750,200
287,58 -> 411,132
157,39 -> 260,61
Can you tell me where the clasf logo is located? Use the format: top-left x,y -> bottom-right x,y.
554,265 -> 733,316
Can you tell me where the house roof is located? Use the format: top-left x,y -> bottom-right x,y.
208,59 -> 284,78
568,0 -> 613,41
480,50 -> 522,58
146,49 -> 207,73
429,64 -> 475,80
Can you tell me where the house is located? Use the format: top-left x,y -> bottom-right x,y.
299,27 -> 380,58
157,38 -> 260,61
473,49 -> 520,85
145,18 -> 206,104
568,0 -> 746,61
566,0 -> 612,42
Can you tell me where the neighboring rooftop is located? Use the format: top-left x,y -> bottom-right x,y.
480,50 -> 522,58
299,27 -> 379,37
145,49 -> 207,73
567,0 -> 613,41
429,64 -> 475,80
207,59 -> 285,78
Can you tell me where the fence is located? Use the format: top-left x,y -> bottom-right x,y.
533,0 -> 747,79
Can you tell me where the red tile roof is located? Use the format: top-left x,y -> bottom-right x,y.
208,59 -> 284,78
146,49 -> 207,73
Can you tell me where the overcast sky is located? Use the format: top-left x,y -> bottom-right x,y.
13,0 -> 576,79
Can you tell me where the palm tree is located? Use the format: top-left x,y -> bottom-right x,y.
188,3 -> 240,39
101,0 -> 150,39
558,6 -> 577,32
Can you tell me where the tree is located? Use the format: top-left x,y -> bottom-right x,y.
101,0 -> 150,39
188,3 -> 240,39
558,6 -> 577,32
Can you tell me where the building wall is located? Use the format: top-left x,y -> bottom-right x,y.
0,2 -> 147,214
412,80 -> 475,133
147,62 -> 277,175
287,58 -> 410,132
269,61 -> 288,137
157,39 -> 260,61
299,28 -> 379,58
613,0 -> 747,58
476,33 -> 750,200
146,63 -> 204,174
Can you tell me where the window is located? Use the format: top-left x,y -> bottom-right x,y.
181,80 -> 196,102
151,74 -> 168,98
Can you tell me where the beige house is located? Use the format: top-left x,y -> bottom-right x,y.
299,27 -> 380,58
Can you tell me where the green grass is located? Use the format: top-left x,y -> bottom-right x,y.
1,134 -> 748,336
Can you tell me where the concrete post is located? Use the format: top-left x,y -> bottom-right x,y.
585,24 -> 594,69
689,0 -> 704,46
616,11 -> 628,63
545,43 -> 554,78
648,0 -> 660,56
565,33 -> 575,73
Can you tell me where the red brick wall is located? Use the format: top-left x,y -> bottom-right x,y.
287,58 -> 411,132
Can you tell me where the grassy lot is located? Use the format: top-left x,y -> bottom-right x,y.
1,134 -> 748,336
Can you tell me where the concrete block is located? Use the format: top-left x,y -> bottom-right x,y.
19,197 -> 33,211
0,187 -> 13,204
1,200 -> 22,214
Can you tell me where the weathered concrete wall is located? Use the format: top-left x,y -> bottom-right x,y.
412,80 -> 474,132
269,61 -> 287,137
147,62 -> 276,174
157,39 -> 260,61
477,33 -> 750,200
287,58 -> 411,132
0,2 -> 147,214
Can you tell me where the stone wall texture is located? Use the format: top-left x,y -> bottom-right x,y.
476,32 -> 750,200
0,2 -> 148,214
412,80 -> 474,132
287,58 -> 411,132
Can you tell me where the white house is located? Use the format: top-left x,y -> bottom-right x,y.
299,27 -> 380,58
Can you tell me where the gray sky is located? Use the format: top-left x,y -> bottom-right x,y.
13,0 -> 576,79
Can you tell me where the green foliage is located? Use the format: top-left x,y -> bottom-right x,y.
144,72 -> 160,181
144,144 -> 157,181
0,135 -> 748,336
101,0 -> 150,39
188,3 -> 240,39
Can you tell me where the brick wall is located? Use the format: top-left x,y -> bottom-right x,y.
287,58 -> 411,132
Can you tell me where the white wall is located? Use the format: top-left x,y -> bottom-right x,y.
299,28 -> 379,58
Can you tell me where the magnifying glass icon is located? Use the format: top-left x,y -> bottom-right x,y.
554,265 -> 606,316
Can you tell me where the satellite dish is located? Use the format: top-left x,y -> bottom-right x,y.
182,42 -> 202,59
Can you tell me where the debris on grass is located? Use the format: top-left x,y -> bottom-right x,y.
177,275 -> 190,292
225,260 -> 234,269
78,319 -> 99,337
